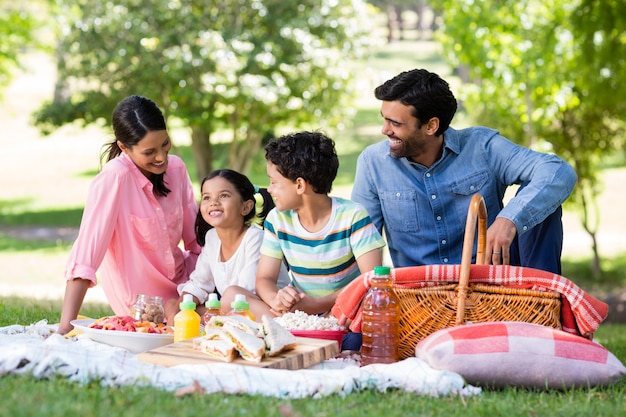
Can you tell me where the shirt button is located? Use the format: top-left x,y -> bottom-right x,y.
431,194 -> 436,200
441,240 -> 446,245
443,258 -> 449,263
436,216 -> 442,221
396,192 -> 401,197
470,185 -> 475,191
426,173 -> 431,178
523,225 -> 528,231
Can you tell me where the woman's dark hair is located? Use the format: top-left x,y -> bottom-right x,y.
101,95 -> 170,196
374,69 -> 457,136
195,169 -> 275,246
264,130 -> 338,194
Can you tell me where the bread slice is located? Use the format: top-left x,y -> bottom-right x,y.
262,315 -> 298,357
222,325 -> 265,363
206,315 -> 260,336
203,327 -> 229,340
197,338 -> 236,362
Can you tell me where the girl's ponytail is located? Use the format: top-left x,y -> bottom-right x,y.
255,187 -> 275,227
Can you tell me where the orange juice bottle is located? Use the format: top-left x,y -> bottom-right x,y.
227,294 -> 256,321
202,293 -> 221,325
174,294 -> 201,342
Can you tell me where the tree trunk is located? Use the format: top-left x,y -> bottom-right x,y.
386,4 -> 395,43
190,125 -> 213,183
579,183 -> 603,278
394,5 -> 404,40
414,0 -> 426,39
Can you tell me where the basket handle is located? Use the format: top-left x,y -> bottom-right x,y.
455,193 -> 488,325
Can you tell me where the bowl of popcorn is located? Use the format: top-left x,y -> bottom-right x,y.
274,310 -> 348,350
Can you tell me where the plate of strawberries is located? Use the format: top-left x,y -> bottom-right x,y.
71,316 -> 174,353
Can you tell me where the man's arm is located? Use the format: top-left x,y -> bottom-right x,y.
486,135 -> 577,264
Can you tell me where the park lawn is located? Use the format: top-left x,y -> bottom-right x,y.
0,297 -> 625,417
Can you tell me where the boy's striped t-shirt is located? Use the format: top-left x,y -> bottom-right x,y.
261,197 -> 386,297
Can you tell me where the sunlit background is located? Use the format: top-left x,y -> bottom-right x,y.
1,0 -> 625,311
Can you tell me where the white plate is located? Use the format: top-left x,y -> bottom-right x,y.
71,319 -> 174,354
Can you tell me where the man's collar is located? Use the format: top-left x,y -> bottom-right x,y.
442,126 -> 461,155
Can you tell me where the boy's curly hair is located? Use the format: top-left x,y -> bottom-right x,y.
265,131 -> 339,194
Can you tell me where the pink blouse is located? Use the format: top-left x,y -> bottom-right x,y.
65,153 -> 201,315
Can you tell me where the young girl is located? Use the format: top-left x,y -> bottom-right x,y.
58,96 -> 201,335
164,169 -> 290,323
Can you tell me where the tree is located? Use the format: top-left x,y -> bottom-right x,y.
366,0 -> 433,42
433,0 -> 626,277
0,2 -> 38,98
34,0 -> 374,180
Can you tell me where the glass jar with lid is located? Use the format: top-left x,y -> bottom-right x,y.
129,294 -> 165,324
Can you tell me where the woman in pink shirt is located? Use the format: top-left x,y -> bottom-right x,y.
58,96 -> 201,334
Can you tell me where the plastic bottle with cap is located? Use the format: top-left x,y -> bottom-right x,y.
202,293 -> 221,325
227,294 -> 256,321
360,266 -> 400,366
174,294 -> 201,342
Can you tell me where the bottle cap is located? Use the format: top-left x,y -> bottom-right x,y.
231,294 -> 250,310
374,266 -> 391,275
206,293 -> 221,309
179,293 -> 196,310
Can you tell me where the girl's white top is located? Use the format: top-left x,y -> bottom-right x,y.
178,226 -> 289,303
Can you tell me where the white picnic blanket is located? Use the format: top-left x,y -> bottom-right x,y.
0,320 -> 481,398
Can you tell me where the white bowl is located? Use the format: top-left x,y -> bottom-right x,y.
71,319 -> 174,354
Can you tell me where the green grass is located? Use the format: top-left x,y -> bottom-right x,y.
0,235 -> 72,252
0,379 -> 624,417
562,255 -> 626,295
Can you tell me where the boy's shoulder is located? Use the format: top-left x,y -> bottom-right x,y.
331,196 -> 370,220
332,196 -> 364,210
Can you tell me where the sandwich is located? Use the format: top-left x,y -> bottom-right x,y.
192,328 -> 237,362
196,338 -> 237,362
261,315 -> 298,357
206,315 -> 260,336
222,325 -> 266,363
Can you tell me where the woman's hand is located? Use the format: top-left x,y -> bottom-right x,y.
163,296 -> 182,325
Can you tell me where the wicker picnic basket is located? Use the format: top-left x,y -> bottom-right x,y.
393,194 -> 562,359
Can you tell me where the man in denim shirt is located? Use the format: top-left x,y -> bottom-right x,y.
352,69 -> 577,274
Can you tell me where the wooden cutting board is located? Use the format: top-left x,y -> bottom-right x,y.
137,336 -> 338,370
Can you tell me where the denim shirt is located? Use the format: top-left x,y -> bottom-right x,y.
351,126 -> 577,267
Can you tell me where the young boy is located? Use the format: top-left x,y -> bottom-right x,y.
221,131 -> 385,319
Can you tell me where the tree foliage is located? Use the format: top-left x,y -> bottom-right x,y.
0,2 -> 38,98
433,0 -> 626,275
34,0 -> 375,178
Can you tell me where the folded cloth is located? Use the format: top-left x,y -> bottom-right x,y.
331,264 -> 608,338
